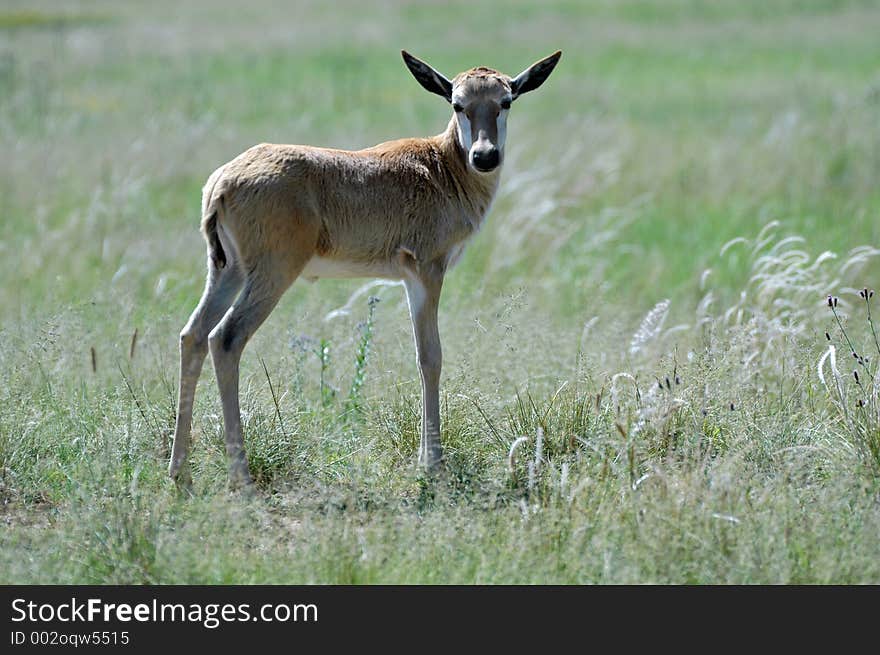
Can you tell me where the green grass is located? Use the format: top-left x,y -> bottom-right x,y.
2,0 -> 880,583
0,10 -> 109,31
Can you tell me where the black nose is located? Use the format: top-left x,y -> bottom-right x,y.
472,148 -> 500,171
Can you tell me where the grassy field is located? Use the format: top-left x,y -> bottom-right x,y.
2,0 -> 880,583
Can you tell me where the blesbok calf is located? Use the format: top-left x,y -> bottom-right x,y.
169,49 -> 562,489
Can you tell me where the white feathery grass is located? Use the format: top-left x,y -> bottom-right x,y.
711,513 -> 741,525
841,246 -> 880,275
323,280 -> 402,322
486,118 -> 633,278
579,316 -> 599,354
719,237 -> 748,257
682,222 -> 880,379
630,299 -> 670,356
699,268 -> 713,291
507,436 -> 529,474
817,344 -> 839,390
632,472 -> 651,491
533,427 -> 544,476
662,324 -> 691,339
610,372 -> 638,411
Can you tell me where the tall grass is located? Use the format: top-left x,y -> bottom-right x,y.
2,0 -> 880,583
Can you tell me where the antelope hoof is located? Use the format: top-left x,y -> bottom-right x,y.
169,462 -> 193,494
230,479 -> 257,499
228,465 -> 255,494
419,447 -> 444,473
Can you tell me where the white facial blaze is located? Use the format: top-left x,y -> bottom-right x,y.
453,89 -> 510,171
496,109 -> 508,151
455,112 -> 472,153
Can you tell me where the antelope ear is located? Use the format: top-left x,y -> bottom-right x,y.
510,50 -> 562,100
401,50 -> 453,102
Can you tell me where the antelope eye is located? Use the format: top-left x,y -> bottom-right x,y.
452,102 -> 464,113
500,99 -> 511,110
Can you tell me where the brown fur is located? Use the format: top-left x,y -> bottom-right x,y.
201,116 -> 499,276
454,66 -> 511,85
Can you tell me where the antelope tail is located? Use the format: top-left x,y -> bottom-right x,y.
201,196 -> 227,270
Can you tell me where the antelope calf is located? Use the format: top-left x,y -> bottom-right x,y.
170,49 -> 562,489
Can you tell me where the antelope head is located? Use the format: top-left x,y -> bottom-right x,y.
402,50 -> 562,174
